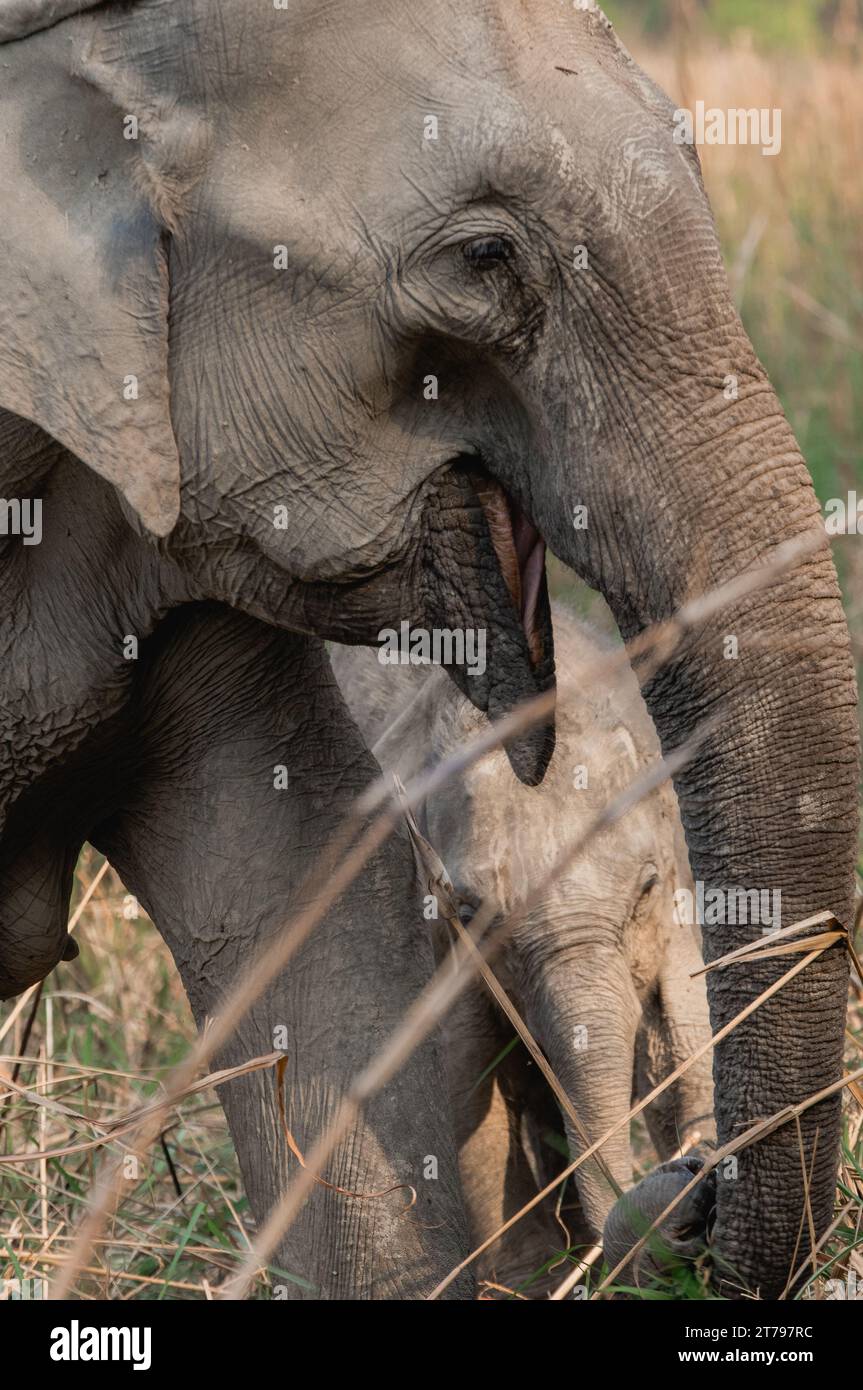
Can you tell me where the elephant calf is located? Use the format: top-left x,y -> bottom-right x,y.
332,607 -> 716,1293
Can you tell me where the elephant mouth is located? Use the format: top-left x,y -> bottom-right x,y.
472,473 -> 547,669
425,458 -> 555,786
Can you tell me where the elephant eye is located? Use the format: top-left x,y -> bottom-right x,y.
457,889 -> 481,924
462,235 -> 513,268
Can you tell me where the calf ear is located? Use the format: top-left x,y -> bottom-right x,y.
372,680 -> 440,788
0,6 -> 181,535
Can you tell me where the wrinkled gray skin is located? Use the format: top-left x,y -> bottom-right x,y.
332,609 -> 716,1290
0,0 -> 857,1298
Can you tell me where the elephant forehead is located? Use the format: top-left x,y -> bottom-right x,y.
195,0 -> 678,247
203,79 -> 534,251
458,748 -> 658,877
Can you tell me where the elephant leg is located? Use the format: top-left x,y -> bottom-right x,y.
93,603 -> 472,1299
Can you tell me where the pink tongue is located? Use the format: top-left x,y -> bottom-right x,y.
473,474 -> 547,668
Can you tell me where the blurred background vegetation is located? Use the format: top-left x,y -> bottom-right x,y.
609,0 -> 863,49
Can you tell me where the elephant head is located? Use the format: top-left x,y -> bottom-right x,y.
0,0 -> 857,1297
333,608 -> 717,1260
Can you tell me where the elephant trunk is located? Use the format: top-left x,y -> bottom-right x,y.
519,936 -> 640,1239
647,558 -> 856,1296
549,412 -> 859,1295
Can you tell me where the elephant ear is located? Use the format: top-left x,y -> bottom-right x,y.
0,3 -> 180,535
0,1 -> 106,43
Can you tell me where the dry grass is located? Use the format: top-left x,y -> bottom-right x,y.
0,851 -> 290,1301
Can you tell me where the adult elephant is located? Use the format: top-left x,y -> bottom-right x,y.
0,0 -> 857,1299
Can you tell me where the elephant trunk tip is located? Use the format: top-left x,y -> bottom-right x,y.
602,1156 -> 716,1292
0,932 -> 78,999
